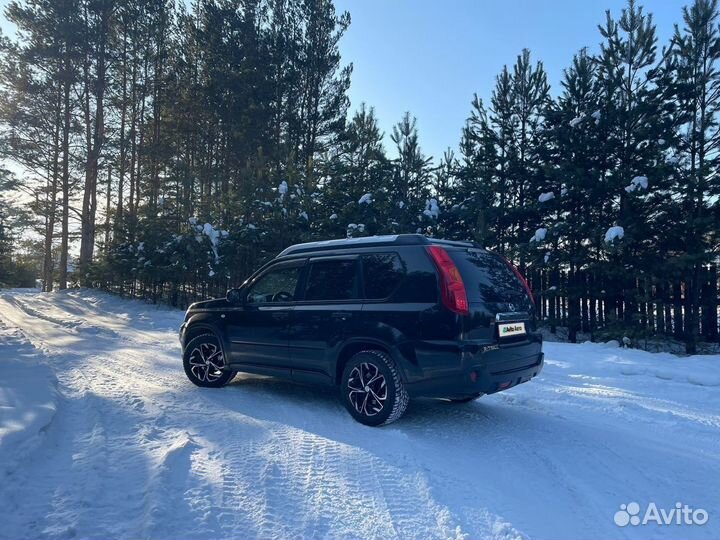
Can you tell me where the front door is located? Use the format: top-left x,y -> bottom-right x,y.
226,260 -> 304,372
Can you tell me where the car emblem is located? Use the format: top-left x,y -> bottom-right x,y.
508,303 -> 516,311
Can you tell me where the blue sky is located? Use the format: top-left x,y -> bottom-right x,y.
335,0 -> 683,159
1,0 -> 684,159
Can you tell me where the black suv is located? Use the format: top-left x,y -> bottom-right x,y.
179,234 -> 543,426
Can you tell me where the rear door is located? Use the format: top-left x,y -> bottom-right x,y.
448,248 -> 535,342
288,256 -> 362,382
358,249 -> 458,380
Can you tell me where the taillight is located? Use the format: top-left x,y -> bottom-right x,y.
501,255 -> 535,306
426,246 -> 470,316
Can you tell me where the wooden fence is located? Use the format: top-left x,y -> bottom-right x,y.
529,264 -> 719,343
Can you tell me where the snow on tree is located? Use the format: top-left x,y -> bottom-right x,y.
625,176 -> 648,192
604,226 -> 625,243
538,192 -> 555,203
423,198 -> 439,219
530,228 -> 548,243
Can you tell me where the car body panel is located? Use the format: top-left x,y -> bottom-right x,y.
289,301 -> 363,382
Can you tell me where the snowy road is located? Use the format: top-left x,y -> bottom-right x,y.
0,289 -> 718,540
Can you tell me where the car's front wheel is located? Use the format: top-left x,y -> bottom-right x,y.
341,350 -> 409,426
183,334 -> 235,388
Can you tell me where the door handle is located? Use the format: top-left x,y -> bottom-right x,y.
330,312 -> 352,321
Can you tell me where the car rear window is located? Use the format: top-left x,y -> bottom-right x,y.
304,259 -> 359,301
362,253 -> 405,299
448,248 -> 527,304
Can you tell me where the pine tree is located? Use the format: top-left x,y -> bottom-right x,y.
595,0 -> 675,332
321,103 -> 391,237
539,49 -> 605,340
672,0 -> 720,352
0,168 -> 17,286
507,49 -> 550,271
78,0 -> 113,282
389,112 -> 432,233
2,0 -> 84,291
452,95 -> 500,246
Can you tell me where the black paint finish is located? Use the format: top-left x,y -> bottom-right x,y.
179,234 -> 543,398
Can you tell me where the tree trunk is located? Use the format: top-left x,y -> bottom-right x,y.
58,64 -> 72,291
43,89 -> 62,292
79,3 -> 108,281
104,165 -> 112,254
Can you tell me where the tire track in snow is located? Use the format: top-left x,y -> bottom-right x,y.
203,425 -> 471,540
0,292 -> 486,538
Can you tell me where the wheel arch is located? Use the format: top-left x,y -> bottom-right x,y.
182,320 -> 227,358
334,338 -> 402,385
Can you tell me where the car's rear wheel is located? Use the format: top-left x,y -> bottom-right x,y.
341,350 -> 409,426
183,334 -> 235,388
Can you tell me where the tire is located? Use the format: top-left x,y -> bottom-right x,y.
447,393 -> 483,403
340,350 -> 409,426
183,334 -> 235,388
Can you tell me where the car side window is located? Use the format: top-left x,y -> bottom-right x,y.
362,253 -> 405,299
304,259 -> 359,301
246,265 -> 301,304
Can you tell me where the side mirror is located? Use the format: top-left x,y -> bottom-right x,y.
226,288 -> 243,305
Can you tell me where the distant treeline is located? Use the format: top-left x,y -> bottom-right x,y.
0,0 -> 718,352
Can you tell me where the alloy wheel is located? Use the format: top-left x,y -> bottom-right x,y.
188,342 -> 225,383
347,361 -> 387,416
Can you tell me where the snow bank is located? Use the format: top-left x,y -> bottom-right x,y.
0,324 -> 57,479
545,341 -> 720,387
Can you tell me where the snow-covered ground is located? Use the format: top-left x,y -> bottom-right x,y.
0,288 -> 718,540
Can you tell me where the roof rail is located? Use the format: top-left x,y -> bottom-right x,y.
278,234 -> 480,257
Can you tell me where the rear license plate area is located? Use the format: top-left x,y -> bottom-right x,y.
498,321 -> 526,338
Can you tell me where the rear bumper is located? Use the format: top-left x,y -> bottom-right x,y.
405,337 -> 544,398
